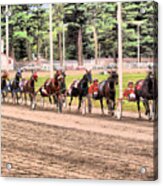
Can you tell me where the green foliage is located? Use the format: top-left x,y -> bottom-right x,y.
0,1 -> 157,62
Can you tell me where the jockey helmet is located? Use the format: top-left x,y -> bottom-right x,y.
128,81 -> 134,87
93,79 -> 98,83
33,72 -> 38,80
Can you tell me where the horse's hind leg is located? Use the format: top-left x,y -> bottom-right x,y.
100,98 -> 104,115
24,93 -> 27,105
16,92 -> 19,104
48,96 -> 51,104
137,98 -> 141,119
87,94 -> 92,114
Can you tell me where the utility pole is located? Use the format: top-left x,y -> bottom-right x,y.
137,23 -> 140,68
0,5 -> 2,74
117,2 -> 123,99
6,5 -> 9,71
62,24 -> 65,68
116,2 -> 123,120
49,4 -> 53,78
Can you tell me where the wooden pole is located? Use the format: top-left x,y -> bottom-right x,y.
49,4 -> 53,78
137,24 -> 140,68
117,2 -> 123,99
6,5 -> 9,71
62,24 -> 65,68
0,5 -> 2,72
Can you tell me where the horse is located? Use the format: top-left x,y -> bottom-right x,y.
1,71 -> 11,102
37,72 -> 66,112
68,69 -> 92,112
88,71 -> 118,115
10,69 -> 23,104
20,72 -> 38,109
135,71 -> 158,120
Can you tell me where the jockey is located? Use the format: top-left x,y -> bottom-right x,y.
88,79 -> 99,99
1,70 -> 10,89
123,81 -> 136,101
15,69 -> 23,87
57,74 -> 66,94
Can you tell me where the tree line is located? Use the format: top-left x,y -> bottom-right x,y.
0,1 -> 157,65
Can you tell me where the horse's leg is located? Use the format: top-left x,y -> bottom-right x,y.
29,93 -> 33,107
24,93 -> 27,105
69,96 -> 73,111
16,92 -> 19,104
58,95 -> 63,113
20,92 -> 23,105
107,99 -> 114,116
78,95 -> 82,111
100,98 -> 104,115
87,94 -> 92,114
137,98 -> 141,119
12,91 -> 15,104
41,96 -> 45,108
81,97 -> 86,115
29,93 -> 35,110
147,100 -> 152,120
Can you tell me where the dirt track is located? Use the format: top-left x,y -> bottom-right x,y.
1,104 -> 157,180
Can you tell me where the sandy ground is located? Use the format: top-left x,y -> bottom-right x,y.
1,103 -> 157,180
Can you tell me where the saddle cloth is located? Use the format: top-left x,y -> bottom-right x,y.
68,80 -> 80,95
136,80 -> 144,90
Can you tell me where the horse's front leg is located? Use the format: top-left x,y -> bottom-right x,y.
78,95 -> 82,111
16,92 -> 19,104
107,99 -> 115,116
100,98 -> 104,115
12,91 -> 15,104
24,92 -> 27,105
49,96 -> 52,108
30,93 -> 36,110
87,94 -> 92,114
69,96 -> 73,111
146,100 -> 152,120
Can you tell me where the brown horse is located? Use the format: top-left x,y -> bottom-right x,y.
88,71 -> 118,115
20,72 -> 38,109
37,73 -> 66,112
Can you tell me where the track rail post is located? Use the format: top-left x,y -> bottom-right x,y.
117,2 -> 123,120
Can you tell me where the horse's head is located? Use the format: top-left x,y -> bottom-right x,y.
108,70 -> 119,85
85,69 -> 92,84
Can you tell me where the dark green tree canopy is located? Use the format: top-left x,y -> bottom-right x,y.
0,1 -> 157,62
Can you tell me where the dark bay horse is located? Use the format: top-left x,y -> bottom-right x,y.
135,71 -> 158,120
37,72 -> 66,112
1,71 -> 11,102
88,71 -> 118,115
68,70 -> 92,112
20,72 -> 38,109
10,70 -> 23,104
